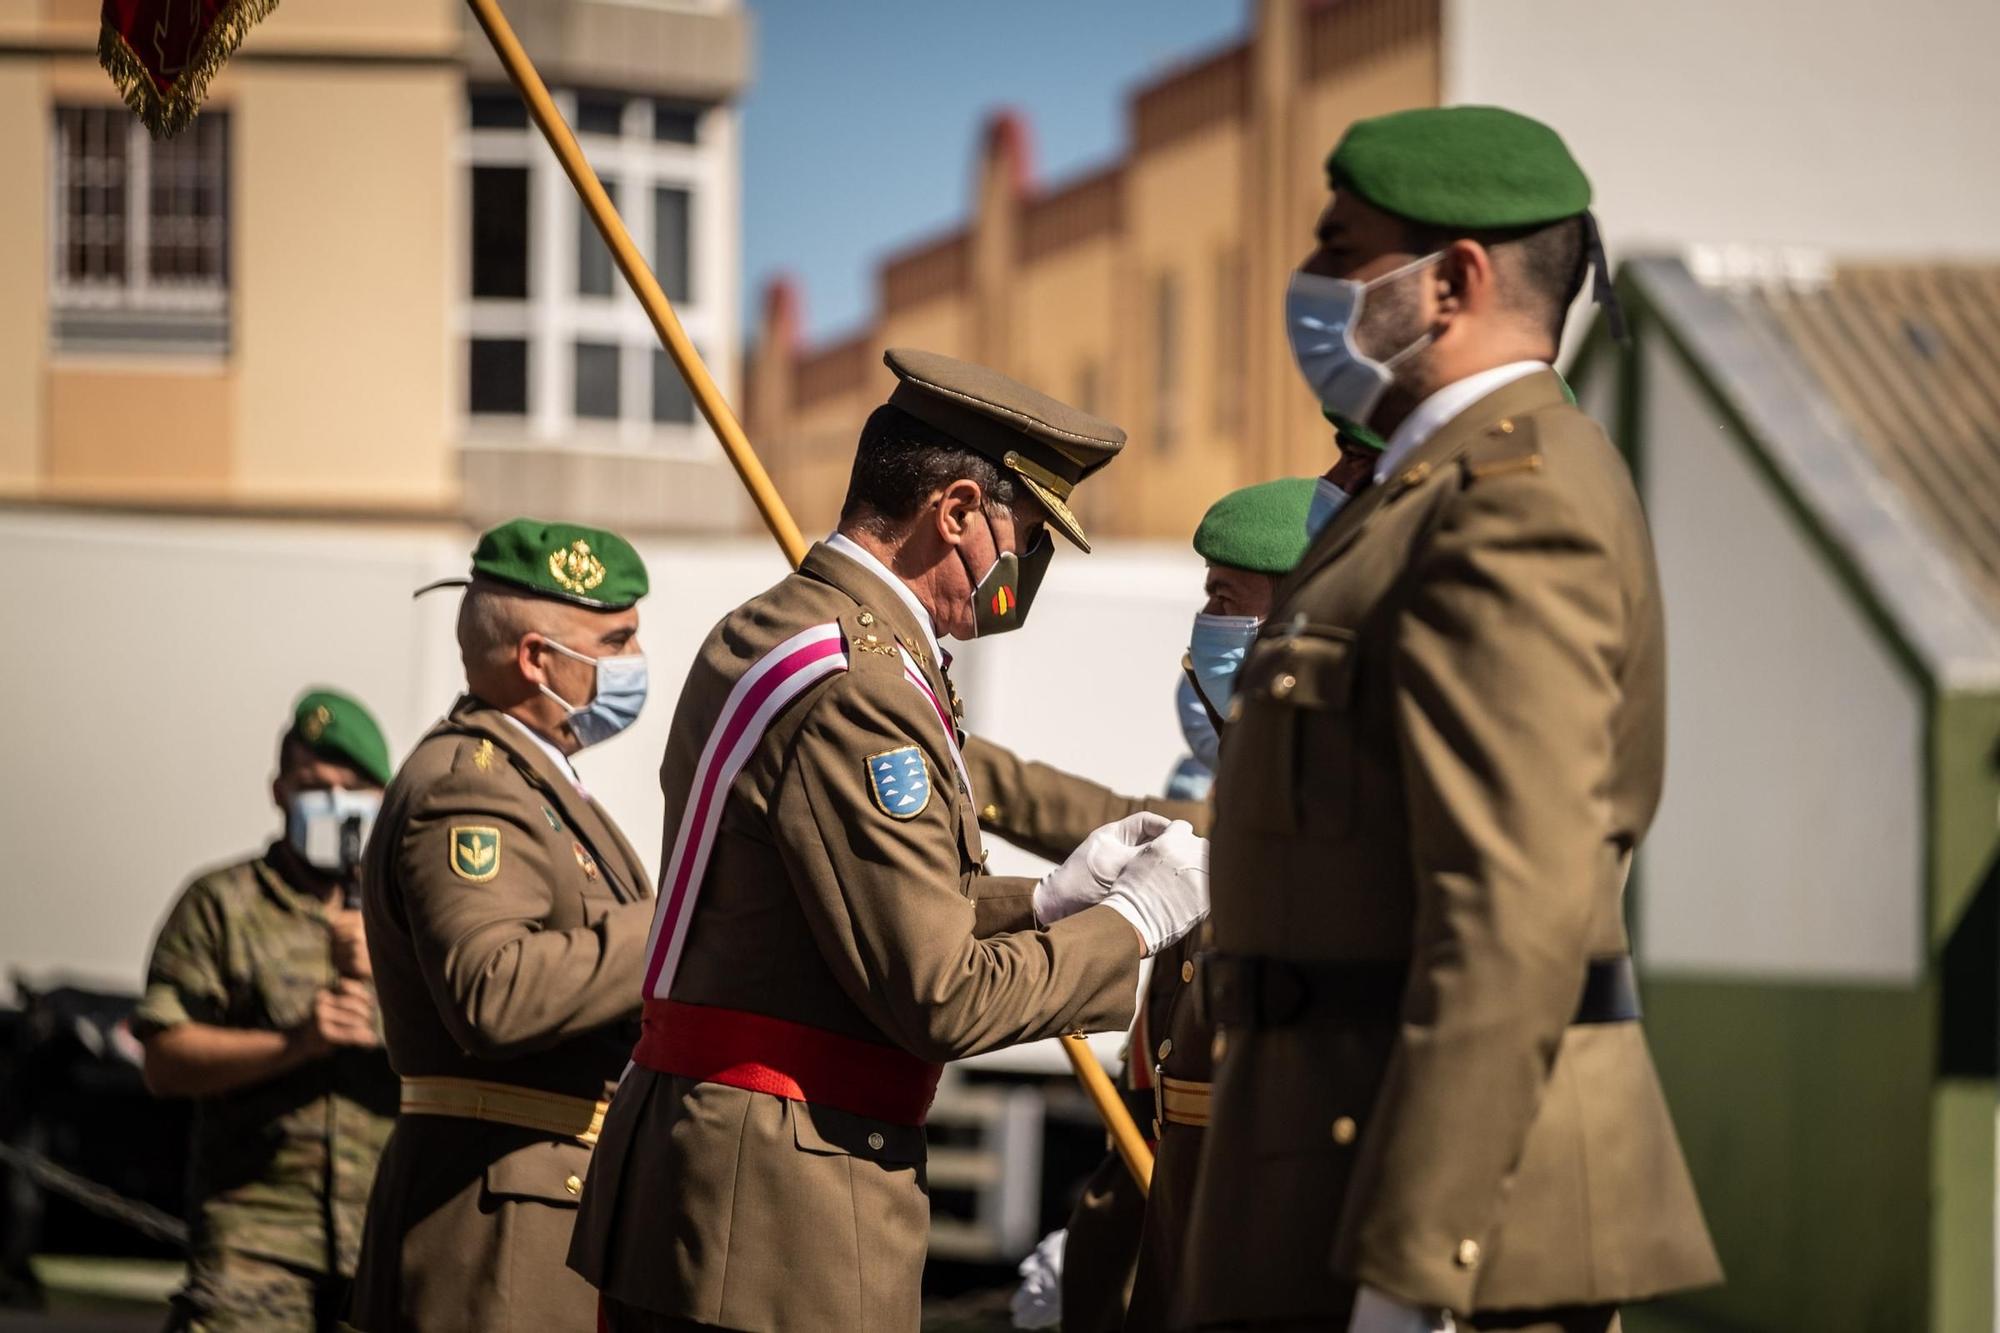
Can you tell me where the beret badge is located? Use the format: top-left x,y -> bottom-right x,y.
549,540 -> 608,595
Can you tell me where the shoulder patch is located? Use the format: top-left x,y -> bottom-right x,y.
865,745 -> 932,820
450,826 -> 502,882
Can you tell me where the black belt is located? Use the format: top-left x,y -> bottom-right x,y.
1196,953 -> 1640,1030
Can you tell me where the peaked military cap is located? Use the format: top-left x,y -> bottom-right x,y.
1327,105 -> 1591,230
415,518 -> 649,610
289,688 -> 393,786
883,347 -> 1126,552
1193,477 -> 1318,576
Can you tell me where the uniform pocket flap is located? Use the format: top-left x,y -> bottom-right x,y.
789,1099 -> 927,1164
1240,624 -> 1358,711
482,1137 -> 594,1206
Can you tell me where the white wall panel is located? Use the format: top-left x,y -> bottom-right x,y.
1637,340 -> 1925,982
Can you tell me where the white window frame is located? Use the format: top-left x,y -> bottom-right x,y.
49,105 -> 229,354
460,88 -> 734,458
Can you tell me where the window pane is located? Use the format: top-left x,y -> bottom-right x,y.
652,103 -> 701,143
58,107 -> 128,285
652,186 -> 691,303
575,341 -> 621,419
576,92 -> 625,137
1154,272 -> 1180,454
471,166 -> 530,299
469,88 -> 529,129
470,338 -> 529,414
578,178 -> 617,297
147,112 -> 228,286
652,349 -> 695,424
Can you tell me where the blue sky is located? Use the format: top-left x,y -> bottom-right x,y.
739,1 -> 1247,343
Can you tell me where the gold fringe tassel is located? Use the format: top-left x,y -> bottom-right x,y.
97,0 -> 281,140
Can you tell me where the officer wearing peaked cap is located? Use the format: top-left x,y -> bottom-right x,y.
569,349 -> 1212,1332
1179,107 -> 1721,1333
349,519 -> 657,1333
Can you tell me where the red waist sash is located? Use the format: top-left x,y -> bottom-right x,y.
632,998 -> 943,1127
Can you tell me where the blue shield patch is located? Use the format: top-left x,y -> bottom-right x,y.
866,745 -> 932,820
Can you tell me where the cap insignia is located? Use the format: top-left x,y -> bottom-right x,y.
303,705 -> 332,742
549,540 -> 608,595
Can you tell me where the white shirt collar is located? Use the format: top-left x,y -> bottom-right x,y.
500,713 -> 585,792
1374,361 -> 1547,485
825,531 -> 943,663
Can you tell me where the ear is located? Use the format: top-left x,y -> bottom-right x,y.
516,632 -> 551,687
934,479 -> 984,549
1437,238 -> 1496,324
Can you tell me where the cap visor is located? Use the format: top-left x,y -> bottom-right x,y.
1015,474 -> 1091,553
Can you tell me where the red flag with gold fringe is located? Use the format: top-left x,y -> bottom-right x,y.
98,0 -> 279,139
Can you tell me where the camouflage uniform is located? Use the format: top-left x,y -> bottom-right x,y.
133,844 -> 398,1331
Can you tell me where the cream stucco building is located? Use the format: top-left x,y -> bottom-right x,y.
0,0 -> 751,533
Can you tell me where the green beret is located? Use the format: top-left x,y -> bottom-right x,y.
1192,478 -> 1318,575
289,689 -> 392,786
1327,105 -> 1590,230
417,517 -> 649,611
1324,409 -> 1389,453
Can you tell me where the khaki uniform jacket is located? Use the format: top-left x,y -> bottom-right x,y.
1181,371 -> 1721,1325
962,737 -> 1213,1333
352,700 -> 655,1333
568,543 -> 1143,1333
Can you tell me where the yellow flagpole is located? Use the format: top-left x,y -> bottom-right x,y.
464,0 -> 1152,1197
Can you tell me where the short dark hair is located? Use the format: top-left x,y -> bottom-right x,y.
838,404 -> 1018,535
1406,214 -> 1587,345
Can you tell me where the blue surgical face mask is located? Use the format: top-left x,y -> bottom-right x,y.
1184,610 -> 1260,754
1176,674 -> 1221,774
1284,251 -> 1444,425
1305,477 -> 1353,540
542,639 -> 648,749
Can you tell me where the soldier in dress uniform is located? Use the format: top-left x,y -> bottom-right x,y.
568,349 -> 1212,1333
970,477 -> 1334,1333
1179,106 -> 1722,1333
135,690 -> 398,1332
348,520 -> 657,1333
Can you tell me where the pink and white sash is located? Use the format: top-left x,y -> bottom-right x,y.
640,622 -> 970,1001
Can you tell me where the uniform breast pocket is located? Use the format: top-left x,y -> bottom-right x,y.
1225,625 -> 1359,841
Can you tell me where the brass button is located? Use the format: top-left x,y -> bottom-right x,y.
564,1174 -> 582,1196
1272,673 -> 1297,700
867,1132 -> 885,1151
1210,1031 -> 1228,1062
979,803 -> 999,822
1331,1116 -> 1357,1146
858,610 -> 875,626
1397,461 -> 1431,490
1180,960 -> 1195,984
1156,1038 -> 1173,1062
1498,419 -> 1515,434
1455,1238 -> 1481,1268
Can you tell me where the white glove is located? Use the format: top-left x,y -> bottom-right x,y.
1347,1285 -> 1455,1333
1100,819 -> 1209,955
1032,811 -> 1173,926
1009,1227 -> 1065,1329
